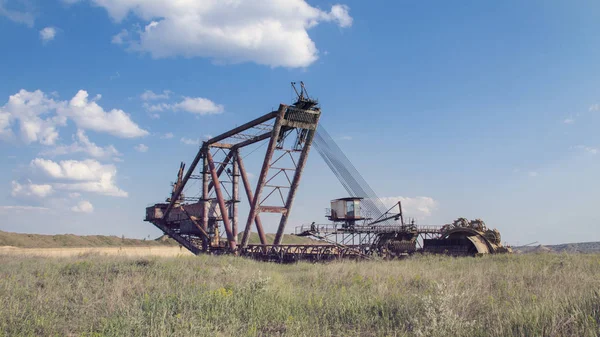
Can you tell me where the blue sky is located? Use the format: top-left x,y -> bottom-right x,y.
0,0 -> 599,245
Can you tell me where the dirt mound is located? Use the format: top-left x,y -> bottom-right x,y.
0,230 -> 178,248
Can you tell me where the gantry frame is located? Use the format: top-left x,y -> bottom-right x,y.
149,90 -> 321,253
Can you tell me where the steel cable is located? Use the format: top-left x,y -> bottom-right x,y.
313,125 -> 395,225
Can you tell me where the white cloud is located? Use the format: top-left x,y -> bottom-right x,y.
0,89 -> 66,145
0,205 -> 50,212
81,0 -> 353,68
40,129 -> 122,160
160,132 -> 173,139
573,145 -> 598,155
140,90 -> 171,101
71,200 -> 94,213
380,196 -> 438,219
563,118 -> 574,124
589,104 -> 599,112
32,158 -> 106,181
180,137 -> 200,146
327,4 -> 353,28
30,158 -> 128,197
174,97 -> 224,115
528,171 -> 538,177
0,89 -> 148,145
39,27 -> 57,42
69,192 -> 81,198
111,29 -> 129,44
61,90 -> 149,138
0,1 -> 35,27
144,97 -> 223,115
143,102 -> 170,112
134,143 -> 148,152
11,180 -> 53,198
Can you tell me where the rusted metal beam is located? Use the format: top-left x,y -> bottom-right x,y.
179,206 -> 210,239
230,132 -> 271,149
209,142 -> 234,149
238,153 -> 267,246
206,150 -> 236,250
232,149 -> 239,241
206,111 -> 278,145
273,111 -> 321,245
201,153 -> 209,250
259,206 -> 288,214
163,145 -> 203,221
207,149 -> 234,193
242,104 -> 287,246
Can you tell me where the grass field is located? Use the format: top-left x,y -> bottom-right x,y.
1,253 -> 599,336
0,230 -> 315,249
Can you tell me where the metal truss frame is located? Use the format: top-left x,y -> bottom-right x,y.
155,101 -> 321,253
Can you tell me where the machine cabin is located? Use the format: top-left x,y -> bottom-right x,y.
328,197 -> 365,227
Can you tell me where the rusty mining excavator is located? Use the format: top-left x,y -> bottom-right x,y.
144,83 -> 511,262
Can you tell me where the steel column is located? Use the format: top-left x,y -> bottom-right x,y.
163,145 -> 204,220
238,154 -> 267,247
232,149 -> 239,241
207,150 -> 234,192
206,111 -> 278,145
206,150 -> 236,250
202,152 -> 209,250
243,104 -> 287,245
273,113 -> 321,245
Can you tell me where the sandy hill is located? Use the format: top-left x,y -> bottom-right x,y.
0,230 -> 318,248
0,230 -> 179,248
515,241 -> 600,254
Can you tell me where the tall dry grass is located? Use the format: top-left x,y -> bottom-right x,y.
0,253 -> 598,336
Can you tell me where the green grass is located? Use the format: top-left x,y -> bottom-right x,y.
1,253 -> 599,336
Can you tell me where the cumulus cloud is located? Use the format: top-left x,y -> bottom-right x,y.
160,132 -> 174,139
173,97 -> 224,114
40,129 -> 122,161
144,96 -> 224,115
39,27 -> 57,42
111,29 -> 129,44
0,89 -> 65,145
78,0 -> 353,67
140,90 -> 171,101
563,118 -> 574,124
134,143 -> 148,152
0,1 -> 35,27
380,196 -> 438,219
71,200 -> 94,213
0,89 -> 148,145
11,180 -> 53,199
30,158 -> 128,197
572,145 -> 598,155
62,90 -> 149,138
180,137 -> 200,146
